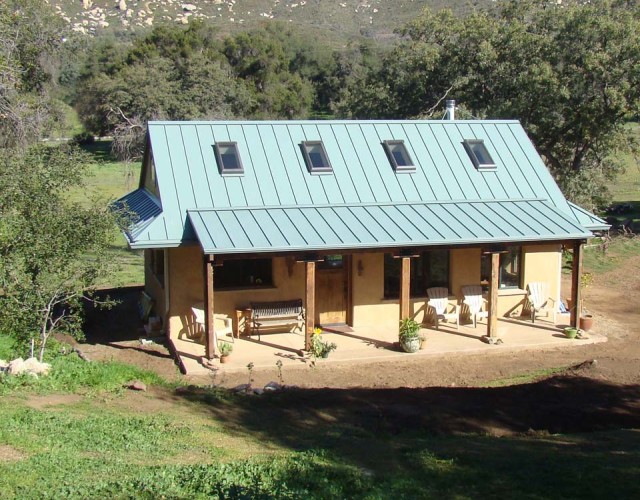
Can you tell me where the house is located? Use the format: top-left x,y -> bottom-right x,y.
118,107 -> 608,360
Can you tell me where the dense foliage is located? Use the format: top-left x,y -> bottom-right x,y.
337,0 -> 640,209
0,146 -> 126,360
0,0 -> 67,147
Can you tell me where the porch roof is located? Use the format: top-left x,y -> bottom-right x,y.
188,198 -> 591,255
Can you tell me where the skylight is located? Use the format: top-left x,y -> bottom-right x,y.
463,139 -> 496,170
383,140 -> 415,172
214,142 -> 244,175
301,141 -> 332,173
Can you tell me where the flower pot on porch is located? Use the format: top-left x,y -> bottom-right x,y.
564,327 -> 578,339
400,337 -> 421,353
220,355 -> 231,364
579,314 -> 594,332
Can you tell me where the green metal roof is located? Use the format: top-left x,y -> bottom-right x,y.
119,119 -> 603,252
188,199 -> 591,254
567,201 -> 609,231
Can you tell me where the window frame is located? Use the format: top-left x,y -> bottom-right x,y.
463,139 -> 496,171
213,141 -> 244,175
481,246 -> 522,290
382,140 -> 416,173
383,250 -> 450,299
213,258 -> 273,290
300,141 -> 333,174
148,249 -> 165,288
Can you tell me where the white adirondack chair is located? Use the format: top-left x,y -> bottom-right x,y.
427,287 -> 460,330
461,285 -> 489,328
191,303 -> 234,344
526,282 -> 556,324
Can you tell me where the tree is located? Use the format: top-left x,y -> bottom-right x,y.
0,0 -> 67,147
0,145 -> 126,361
338,0 -> 640,209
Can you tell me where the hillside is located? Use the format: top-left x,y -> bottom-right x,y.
46,0 -> 486,40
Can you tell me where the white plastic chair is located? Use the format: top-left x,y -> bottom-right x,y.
191,303 -> 234,344
426,287 -> 460,330
526,282 -> 556,324
461,285 -> 489,328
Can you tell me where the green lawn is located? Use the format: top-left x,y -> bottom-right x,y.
1,353 -> 639,499
67,140 -> 144,286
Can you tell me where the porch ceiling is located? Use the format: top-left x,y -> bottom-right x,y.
188,198 -> 592,255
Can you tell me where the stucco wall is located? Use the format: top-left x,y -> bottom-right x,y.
161,243 -> 562,338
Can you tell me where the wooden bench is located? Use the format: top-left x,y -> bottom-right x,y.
249,299 -> 305,340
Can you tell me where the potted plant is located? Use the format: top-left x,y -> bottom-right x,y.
218,342 -> 233,363
309,328 -> 337,359
399,318 -> 421,353
564,327 -> 578,339
579,272 -> 594,331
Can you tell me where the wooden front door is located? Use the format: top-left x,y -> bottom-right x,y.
315,255 -> 350,325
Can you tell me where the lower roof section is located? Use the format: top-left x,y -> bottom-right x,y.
188,199 -> 592,255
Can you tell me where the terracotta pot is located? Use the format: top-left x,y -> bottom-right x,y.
220,355 -> 230,364
580,315 -> 594,332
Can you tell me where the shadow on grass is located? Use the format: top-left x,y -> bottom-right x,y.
172,375 -> 640,496
80,140 -> 118,163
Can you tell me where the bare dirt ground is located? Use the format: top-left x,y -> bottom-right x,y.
74,255 -> 640,437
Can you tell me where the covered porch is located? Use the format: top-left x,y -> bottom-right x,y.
171,311 -> 606,375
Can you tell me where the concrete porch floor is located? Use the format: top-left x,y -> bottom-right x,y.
170,313 -> 607,375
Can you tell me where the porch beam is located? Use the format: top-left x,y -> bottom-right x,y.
204,254 -> 215,360
304,261 -> 316,351
487,251 -> 500,337
570,240 -> 584,328
400,257 -> 411,320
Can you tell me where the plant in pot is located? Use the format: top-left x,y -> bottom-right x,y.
218,341 -> 233,363
399,318 -> 422,353
309,328 -> 337,359
579,272 -> 594,332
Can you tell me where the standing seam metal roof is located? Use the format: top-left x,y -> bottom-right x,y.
119,119 -> 607,251
188,199 -> 591,254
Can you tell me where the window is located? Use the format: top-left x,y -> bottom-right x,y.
300,141 -> 332,173
214,142 -> 244,175
148,249 -> 165,287
318,254 -> 343,270
384,250 -> 450,299
383,140 -> 415,172
481,246 -> 521,289
463,139 -> 496,170
214,258 -> 273,289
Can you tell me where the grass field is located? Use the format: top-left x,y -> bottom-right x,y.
1,354 -> 639,498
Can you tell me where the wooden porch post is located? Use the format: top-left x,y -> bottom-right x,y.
305,261 -> 316,351
487,251 -> 500,338
204,254 -> 215,359
400,257 -> 411,320
570,240 -> 584,328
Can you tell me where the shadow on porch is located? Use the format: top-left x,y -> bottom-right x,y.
170,312 -> 607,375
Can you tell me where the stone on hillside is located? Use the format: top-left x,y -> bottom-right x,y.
7,358 -> 25,376
0,359 -> 8,370
253,388 -> 264,395
117,0 -> 127,11
182,3 -> 197,11
145,18 -> 153,26
22,357 -> 51,375
264,381 -> 282,392
125,380 -> 147,391
83,0 -> 93,10
232,383 -> 251,393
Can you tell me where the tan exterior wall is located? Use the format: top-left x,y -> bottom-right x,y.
158,243 -> 562,338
